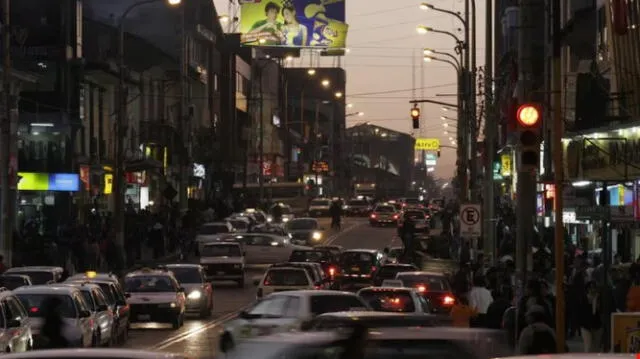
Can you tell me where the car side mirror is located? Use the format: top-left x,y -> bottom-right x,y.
79,310 -> 91,318
6,319 -> 20,328
124,293 -> 131,299
252,278 -> 260,286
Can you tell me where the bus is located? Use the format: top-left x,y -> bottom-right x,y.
233,182 -> 308,209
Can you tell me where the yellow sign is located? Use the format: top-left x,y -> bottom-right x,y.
414,138 -> 440,151
500,154 -> 512,176
104,174 -> 113,194
611,312 -> 640,352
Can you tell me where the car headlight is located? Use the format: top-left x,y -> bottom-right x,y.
267,217 -> 273,222
160,302 -> 177,308
188,291 -> 202,300
312,231 -> 322,240
283,217 -> 290,222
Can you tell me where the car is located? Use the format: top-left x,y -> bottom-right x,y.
253,266 -> 316,299
243,208 -> 268,224
303,311 -> 450,331
343,198 -> 371,216
395,271 -> 456,313
369,204 -> 399,226
313,245 -> 343,257
5,267 -> 64,285
284,218 -> 324,245
384,246 -> 404,264
0,274 -> 32,290
268,203 -> 295,223
356,286 -> 433,314
195,222 -> 235,254
164,264 -> 213,318
225,216 -> 251,233
231,233 -> 303,264
123,268 -> 186,329
338,249 -> 385,289
62,283 -> 114,347
0,348 -> 190,358
288,248 -> 340,280
307,198 -> 332,217
372,263 -> 419,286
219,290 -> 369,350
67,271 -> 119,284
14,285 -> 94,348
268,262 -> 328,289
397,208 -> 431,234
199,241 -> 245,287
0,288 -> 33,353
65,277 -> 129,345
401,197 -> 424,209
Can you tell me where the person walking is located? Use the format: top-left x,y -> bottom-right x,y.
40,297 -> 69,348
578,280 -> 604,352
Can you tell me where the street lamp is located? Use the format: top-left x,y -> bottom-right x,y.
335,92 -> 343,98
416,25 -> 430,35
424,48 -> 461,68
347,103 -> 353,108
218,14 -> 230,23
307,68 -> 316,76
321,79 -> 330,87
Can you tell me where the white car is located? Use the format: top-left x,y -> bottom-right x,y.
308,199 -> 332,217
5,266 -> 64,285
164,264 -> 213,318
67,272 -> 119,285
231,233 -> 306,265
0,288 -> 33,353
1,348 -> 189,358
254,267 -> 315,299
226,216 -> 251,233
356,286 -> 433,314
219,290 -> 369,349
196,222 -> 235,254
123,268 -> 186,329
14,285 -> 94,348
62,283 -> 114,346
199,241 -> 245,286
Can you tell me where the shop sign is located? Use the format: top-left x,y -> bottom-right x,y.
104,174 -> 113,194
17,172 -> 80,192
500,154 -> 512,177
192,163 -> 205,179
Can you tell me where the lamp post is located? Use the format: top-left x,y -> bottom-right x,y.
115,0 -> 181,263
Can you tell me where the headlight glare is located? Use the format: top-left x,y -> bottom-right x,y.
188,291 -> 202,300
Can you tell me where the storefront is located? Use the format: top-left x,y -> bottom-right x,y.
17,172 -> 80,233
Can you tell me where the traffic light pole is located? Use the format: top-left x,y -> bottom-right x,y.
482,0 -> 495,263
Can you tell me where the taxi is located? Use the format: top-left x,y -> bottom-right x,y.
219,290 -> 368,350
5,266 -> 64,285
254,266 -> 316,299
62,282 -> 114,347
164,264 -> 213,318
0,287 -> 33,353
13,285 -> 94,348
66,271 -> 130,345
123,268 -> 186,329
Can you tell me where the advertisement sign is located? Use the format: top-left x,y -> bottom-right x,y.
104,174 -> 113,194
611,312 -> 640,352
414,138 -> 440,151
500,154 -> 512,176
239,0 -> 348,49
17,172 -> 80,192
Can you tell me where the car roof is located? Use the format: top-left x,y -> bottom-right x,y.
381,263 -> 416,268
289,217 -> 318,221
396,271 -> 444,277
13,284 -> 79,295
343,249 -> 379,254
67,273 -> 118,282
203,241 -> 240,247
0,348 -> 187,358
126,269 -> 175,278
6,266 -> 63,273
60,283 -> 101,292
270,290 -> 358,298
66,279 -> 118,289
317,311 -> 403,318
164,264 -> 201,269
358,286 -> 415,293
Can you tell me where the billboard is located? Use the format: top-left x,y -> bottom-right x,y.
239,0 -> 347,49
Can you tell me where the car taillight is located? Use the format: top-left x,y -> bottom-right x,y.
329,267 -> 336,276
416,285 -> 426,293
370,213 -> 377,218
263,279 -> 271,286
442,295 -> 455,305
371,266 -> 377,272
314,285 -> 322,290
392,214 -> 399,219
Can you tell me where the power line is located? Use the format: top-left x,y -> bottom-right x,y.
351,5 -> 417,17
347,83 -> 456,97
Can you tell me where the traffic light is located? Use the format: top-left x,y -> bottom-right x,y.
410,106 -> 420,129
516,103 -> 542,169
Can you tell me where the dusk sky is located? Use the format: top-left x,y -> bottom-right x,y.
214,0 -> 488,180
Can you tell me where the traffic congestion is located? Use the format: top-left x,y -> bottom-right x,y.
0,198 -> 590,358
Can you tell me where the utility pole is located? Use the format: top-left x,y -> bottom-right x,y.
482,0 -> 495,263
468,0 -> 478,201
462,0 -> 470,202
178,5 -> 188,211
258,64 -> 264,203
314,101 -> 320,194
0,0 -> 12,265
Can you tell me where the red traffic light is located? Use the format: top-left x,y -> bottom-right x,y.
410,107 -> 420,119
516,104 -> 541,127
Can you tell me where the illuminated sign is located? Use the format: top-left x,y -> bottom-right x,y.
17,172 -> 80,192
414,138 -> 440,151
104,174 -> 113,194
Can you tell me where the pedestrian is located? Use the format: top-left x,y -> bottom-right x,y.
468,276 -> 493,327
40,297 -> 69,348
578,280 -> 603,352
517,305 -> 557,355
450,295 -> 477,327
486,288 -> 512,329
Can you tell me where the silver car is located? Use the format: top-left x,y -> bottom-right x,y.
62,283 -> 114,347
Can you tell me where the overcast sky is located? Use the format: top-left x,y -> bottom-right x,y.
214,0 -> 487,180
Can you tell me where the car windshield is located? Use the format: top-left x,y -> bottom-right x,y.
375,206 -> 395,213
404,199 -> 420,204
341,252 -> 374,265
80,291 -> 96,310
168,268 -> 202,284
404,211 -> 425,220
359,290 -> 415,313
0,276 -> 27,290
377,266 -> 415,279
228,220 -> 248,230
272,205 -> 292,214
286,219 -> 317,230
310,200 -> 330,206
94,283 -> 115,304
289,250 -> 332,263
124,275 -> 177,293
12,271 -> 54,285
16,294 -> 76,318
201,244 -> 241,257
310,295 -> 368,316
199,224 -> 229,235
263,269 -> 309,286
348,200 -> 367,206
397,275 -> 450,291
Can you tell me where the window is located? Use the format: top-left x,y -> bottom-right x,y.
0,276 -> 27,290
395,275 -> 450,291
168,267 -> 203,284
283,296 -> 301,317
124,276 -> 177,293
76,293 -> 90,314
202,244 -> 241,257
289,250 -> 332,263
94,290 -> 108,308
341,252 -> 375,265
310,295 -> 368,316
263,269 -> 309,286
418,296 -> 432,313
404,211 -> 425,220
16,294 -> 76,318
81,291 -> 96,310
374,206 -> 395,213
377,266 -> 414,280
228,220 -> 248,230
94,283 -> 115,304
11,271 -> 54,285
286,219 -> 318,230
248,296 -> 288,317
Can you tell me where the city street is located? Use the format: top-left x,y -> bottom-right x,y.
123,217 -> 391,355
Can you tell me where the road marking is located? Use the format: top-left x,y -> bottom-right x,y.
148,304 -> 251,350
324,220 -> 365,245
